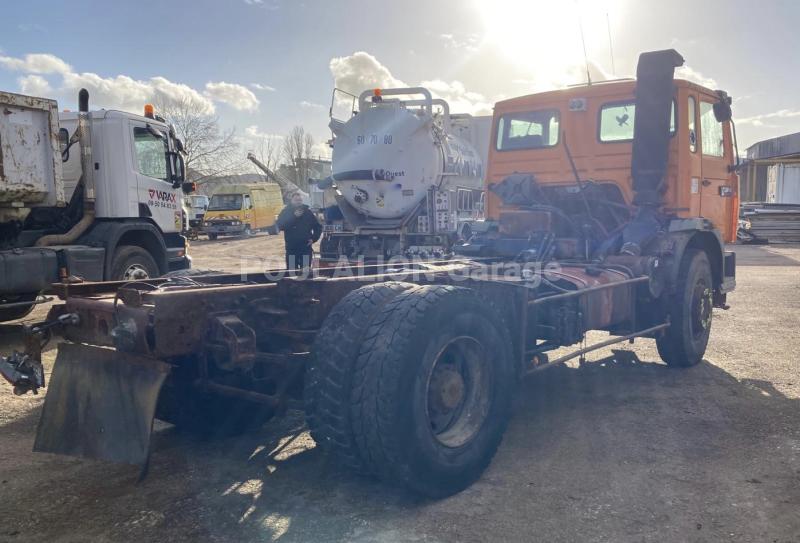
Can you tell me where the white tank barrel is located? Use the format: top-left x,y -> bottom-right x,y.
329,88 -> 485,220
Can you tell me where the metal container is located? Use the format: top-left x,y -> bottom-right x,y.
0,91 -> 64,217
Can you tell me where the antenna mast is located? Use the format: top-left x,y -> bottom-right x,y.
579,17 -> 591,85
606,12 -> 616,75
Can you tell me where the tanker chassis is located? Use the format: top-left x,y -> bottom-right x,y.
1,50 -> 737,498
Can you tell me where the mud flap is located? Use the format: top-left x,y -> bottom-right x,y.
33,343 -> 170,465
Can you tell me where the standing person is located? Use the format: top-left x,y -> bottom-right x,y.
276,191 -> 321,270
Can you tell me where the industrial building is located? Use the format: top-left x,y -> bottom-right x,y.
740,131 -> 800,203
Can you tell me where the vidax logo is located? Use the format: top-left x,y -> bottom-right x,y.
148,189 -> 177,203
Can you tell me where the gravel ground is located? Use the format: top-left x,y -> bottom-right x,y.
0,236 -> 798,543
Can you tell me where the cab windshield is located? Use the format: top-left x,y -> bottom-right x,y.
208,194 -> 243,211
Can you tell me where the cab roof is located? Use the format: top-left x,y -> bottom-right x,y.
494,78 -> 718,112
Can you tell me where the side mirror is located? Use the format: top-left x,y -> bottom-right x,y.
171,152 -> 186,188
58,128 -> 70,161
713,91 -> 733,123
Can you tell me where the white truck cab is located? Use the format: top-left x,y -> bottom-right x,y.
60,110 -> 184,234
0,90 -> 192,321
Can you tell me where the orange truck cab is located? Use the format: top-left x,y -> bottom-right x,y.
486,78 -> 739,243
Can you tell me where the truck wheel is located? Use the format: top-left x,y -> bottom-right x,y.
351,285 -> 516,497
208,233 -> 219,240
110,245 -> 159,281
656,249 -> 713,367
243,225 -> 253,236
305,281 -> 415,471
0,294 -> 37,322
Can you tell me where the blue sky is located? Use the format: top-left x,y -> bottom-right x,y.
2,0 -> 798,158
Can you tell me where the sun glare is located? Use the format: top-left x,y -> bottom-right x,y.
474,0 -> 624,88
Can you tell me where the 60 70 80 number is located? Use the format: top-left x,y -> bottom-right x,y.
356,134 -> 392,145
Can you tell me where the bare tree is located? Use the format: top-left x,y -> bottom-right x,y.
153,95 -> 242,184
252,134 -> 281,176
282,126 -> 315,191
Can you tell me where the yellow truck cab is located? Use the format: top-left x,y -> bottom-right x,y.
203,183 -> 283,239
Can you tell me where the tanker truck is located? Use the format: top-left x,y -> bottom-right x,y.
0,89 -> 191,322
318,87 -> 491,262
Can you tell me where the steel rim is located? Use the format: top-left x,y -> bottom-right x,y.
425,335 -> 492,448
690,280 -> 712,340
123,264 -> 150,281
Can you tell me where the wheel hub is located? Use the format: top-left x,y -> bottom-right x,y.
424,336 -> 492,448
429,365 -> 465,412
123,264 -> 150,281
692,285 -> 712,334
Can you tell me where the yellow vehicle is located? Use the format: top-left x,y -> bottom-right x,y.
203,184 -> 283,239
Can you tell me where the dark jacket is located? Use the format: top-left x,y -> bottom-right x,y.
276,204 -> 322,249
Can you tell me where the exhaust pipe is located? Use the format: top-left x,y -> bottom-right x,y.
36,89 -> 97,247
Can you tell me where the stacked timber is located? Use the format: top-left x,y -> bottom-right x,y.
740,202 -> 800,243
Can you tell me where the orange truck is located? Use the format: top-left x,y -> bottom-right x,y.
2,49 -> 737,499
485,74 -> 739,243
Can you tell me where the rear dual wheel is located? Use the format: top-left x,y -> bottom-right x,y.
307,284 -> 516,497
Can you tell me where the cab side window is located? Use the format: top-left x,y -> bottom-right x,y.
598,101 -> 676,142
700,101 -> 724,157
133,127 -> 168,181
496,110 -> 560,150
688,96 -> 697,153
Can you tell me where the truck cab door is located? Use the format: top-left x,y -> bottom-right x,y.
686,94 -> 702,217
698,96 -> 735,239
130,121 -> 181,233
243,193 -> 254,227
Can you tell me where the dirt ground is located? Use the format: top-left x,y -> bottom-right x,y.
0,235 -> 798,542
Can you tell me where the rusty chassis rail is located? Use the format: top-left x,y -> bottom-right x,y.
38,258 -> 659,424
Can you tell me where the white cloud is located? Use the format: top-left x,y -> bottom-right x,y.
62,71 -> 152,109
737,109 -> 800,127
150,77 -> 215,113
439,33 -> 480,52
204,81 -> 260,111
18,74 -> 52,96
245,125 -> 284,140
299,100 -> 325,110
0,52 -> 260,116
0,53 -> 71,74
329,51 -> 493,115
17,23 -> 46,33
60,71 -> 215,114
419,79 -> 492,115
250,83 -> 276,92
676,65 -> 718,90
329,51 -> 405,95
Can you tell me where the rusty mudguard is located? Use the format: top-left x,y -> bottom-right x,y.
33,343 -> 170,465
